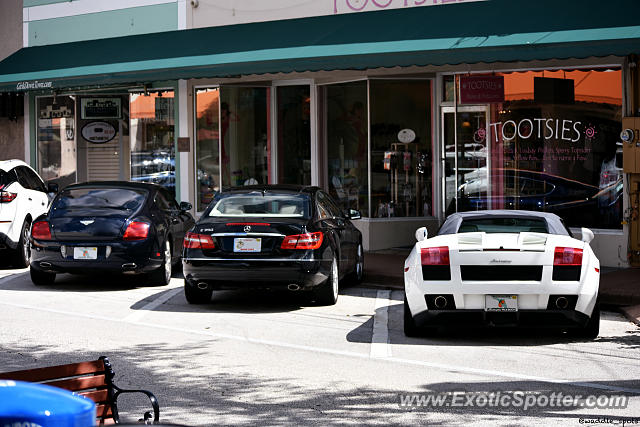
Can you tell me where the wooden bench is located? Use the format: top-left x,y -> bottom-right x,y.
0,356 -> 160,425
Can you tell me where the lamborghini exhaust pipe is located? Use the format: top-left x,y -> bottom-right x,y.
434,295 -> 448,309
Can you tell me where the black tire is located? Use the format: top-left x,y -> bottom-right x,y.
574,303 -> 600,339
184,281 -> 213,304
346,242 -> 364,285
13,219 -> 31,268
312,255 -> 339,306
404,296 -> 420,337
148,240 -> 172,286
30,266 -> 55,286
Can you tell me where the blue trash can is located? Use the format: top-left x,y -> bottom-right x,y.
0,380 -> 96,427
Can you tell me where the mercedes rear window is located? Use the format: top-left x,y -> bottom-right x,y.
53,187 -> 148,211
207,192 -> 311,218
458,217 -> 549,234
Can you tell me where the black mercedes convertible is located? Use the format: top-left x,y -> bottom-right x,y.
29,181 -> 194,286
182,185 -> 364,306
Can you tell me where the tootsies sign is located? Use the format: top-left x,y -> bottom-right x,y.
488,118 -> 596,143
333,0 -> 484,13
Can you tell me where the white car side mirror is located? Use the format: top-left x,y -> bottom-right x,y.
581,227 -> 594,243
415,227 -> 428,242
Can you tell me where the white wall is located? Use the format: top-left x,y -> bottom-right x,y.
189,0 -> 484,29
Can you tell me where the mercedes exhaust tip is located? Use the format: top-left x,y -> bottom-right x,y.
196,282 -> 209,290
287,284 -> 301,291
434,295 -> 448,309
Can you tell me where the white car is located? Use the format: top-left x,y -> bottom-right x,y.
404,210 -> 600,338
0,160 -> 51,267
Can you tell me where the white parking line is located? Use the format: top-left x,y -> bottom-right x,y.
370,289 -> 391,358
123,287 -> 183,322
3,300 -> 639,395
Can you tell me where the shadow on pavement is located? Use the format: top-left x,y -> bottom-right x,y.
0,342 -> 638,425
347,302 -> 640,348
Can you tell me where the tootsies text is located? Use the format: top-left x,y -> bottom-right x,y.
488,118 -> 593,143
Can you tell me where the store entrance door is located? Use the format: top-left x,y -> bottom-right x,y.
441,106 -> 490,216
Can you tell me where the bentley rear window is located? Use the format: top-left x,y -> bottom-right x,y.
208,192 -> 311,218
54,188 -> 147,211
458,218 -> 548,234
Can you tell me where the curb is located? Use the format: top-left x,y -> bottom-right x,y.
620,304 -> 640,326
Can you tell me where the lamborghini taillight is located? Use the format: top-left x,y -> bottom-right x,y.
421,246 -> 450,265
553,247 -> 583,266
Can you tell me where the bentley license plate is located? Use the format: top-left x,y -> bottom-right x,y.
485,295 -> 518,312
233,238 -> 261,253
73,247 -> 98,260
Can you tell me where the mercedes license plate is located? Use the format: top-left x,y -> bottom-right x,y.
233,238 -> 261,253
485,295 -> 518,312
73,247 -> 98,260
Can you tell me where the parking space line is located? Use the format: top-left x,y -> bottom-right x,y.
2,300 -> 640,395
123,288 -> 183,322
370,289 -> 391,358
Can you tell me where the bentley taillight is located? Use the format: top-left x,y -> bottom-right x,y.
32,221 -> 52,240
123,221 -> 150,241
420,246 -> 450,265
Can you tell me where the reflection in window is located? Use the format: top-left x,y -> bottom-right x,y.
195,88 -> 220,211
323,82 -> 369,216
481,69 -> 623,229
370,80 -> 432,217
36,96 -> 77,188
221,87 -> 270,188
130,91 -> 175,197
277,86 -> 311,185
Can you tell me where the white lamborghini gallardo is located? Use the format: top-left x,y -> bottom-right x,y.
403,210 -> 600,338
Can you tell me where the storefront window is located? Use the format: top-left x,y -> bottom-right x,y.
195,88 -> 220,211
455,69 -> 623,229
220,87 -> 270,188
324,81 -> 369,216
130,91 -> 175,197
370,80 -> 433,217
36,95 -> 77,188
277,86 -> 311,185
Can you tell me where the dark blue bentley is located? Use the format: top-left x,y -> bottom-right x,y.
29,181 -> 195,286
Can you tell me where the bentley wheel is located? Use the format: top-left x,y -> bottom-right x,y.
148,240 -> 172,286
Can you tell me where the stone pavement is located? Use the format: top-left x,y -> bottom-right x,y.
362,249 -> 640,325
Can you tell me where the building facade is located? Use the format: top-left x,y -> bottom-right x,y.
1,0 -> 639,267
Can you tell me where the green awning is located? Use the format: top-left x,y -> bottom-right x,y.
1,0 -> 639,92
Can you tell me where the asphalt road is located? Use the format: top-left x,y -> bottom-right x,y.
0,267 -> 639,426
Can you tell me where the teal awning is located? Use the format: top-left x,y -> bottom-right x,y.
1,0 -> 639,91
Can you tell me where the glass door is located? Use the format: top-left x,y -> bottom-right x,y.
276,85 -> 311,185
441,106 -> 490,216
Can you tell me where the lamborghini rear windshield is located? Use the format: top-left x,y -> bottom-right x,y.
458,218 -> 548,234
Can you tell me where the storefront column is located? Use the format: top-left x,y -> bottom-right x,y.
178,79 -> 190,204
310,82 -> 319,186
24,95 -> 31,165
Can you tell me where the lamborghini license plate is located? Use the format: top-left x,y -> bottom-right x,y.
485,295 -> 518,312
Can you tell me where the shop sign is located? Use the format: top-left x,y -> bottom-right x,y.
459,76 -> 504,104
81,121 -> 116,144
488,117 -> 597,143
333,0 -> 484,14
16,80 -> 53,91
81,98 -> 121,119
